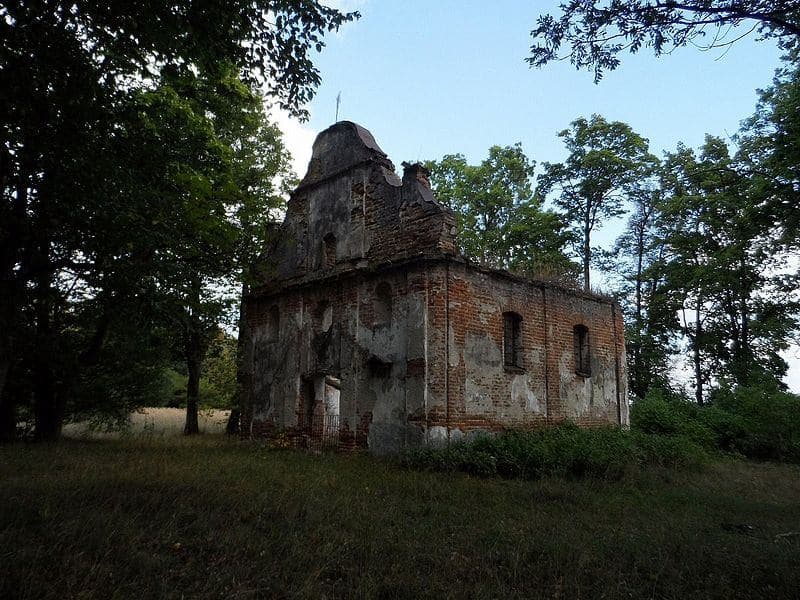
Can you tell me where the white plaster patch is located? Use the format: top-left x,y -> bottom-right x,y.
465,378 -> 492,413
448,325 -> 459,367
511,374 -> 541,414
427,425 -> 448,445
476,300 -> 496,325
464,331 -> 502,367
560,350 -> 592,419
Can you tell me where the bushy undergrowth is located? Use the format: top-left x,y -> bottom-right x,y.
402,422 -> 705,479
632,384 -> 800,463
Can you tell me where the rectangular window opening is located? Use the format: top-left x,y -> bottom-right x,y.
574,325 -> 591,376
503,312 -> 523,370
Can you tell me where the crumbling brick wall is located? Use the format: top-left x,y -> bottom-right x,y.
240,121 -> 627,454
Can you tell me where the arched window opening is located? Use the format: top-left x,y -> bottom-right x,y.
574,324 -> 591,376
503,312 -> 523,369
373,282 -> 393,326
323,233 -> 336,269
267,305 -> 280,342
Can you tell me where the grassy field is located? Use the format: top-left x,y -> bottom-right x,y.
1,436 -> 799,599
61,408 -> 231,438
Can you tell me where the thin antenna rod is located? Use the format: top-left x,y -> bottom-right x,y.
335,91 -> 341,122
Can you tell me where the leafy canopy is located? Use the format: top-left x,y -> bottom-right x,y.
426,145 -> 576,279
538,114 -> 656,289
528,1 -> 800,81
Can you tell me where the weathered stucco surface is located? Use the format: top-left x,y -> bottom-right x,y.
240,121 -> 627,454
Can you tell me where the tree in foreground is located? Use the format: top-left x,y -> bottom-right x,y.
537,115 -> 655,291
528,1 -> 800,81
426,145 -> 576,279
0,2 -> 355,440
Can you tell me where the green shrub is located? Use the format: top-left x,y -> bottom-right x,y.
710,383 -> 800,462
631,389 -> 717,448
632,384 -> 800,463
631,431 -> 707,469
402,423 -> 705,480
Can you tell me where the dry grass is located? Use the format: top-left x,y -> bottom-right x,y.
61,407 -> 231,439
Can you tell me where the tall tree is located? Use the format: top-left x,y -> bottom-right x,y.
740,58 -> 800,247
152,65 -> 294,435
528,1 -> 800,81
607,179 -> 676,399
426,145 -> 575,278
538,115 -> 655,290
0,2 -> 354,439
658,137 -> 797,402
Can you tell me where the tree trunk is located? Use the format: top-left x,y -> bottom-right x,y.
33,295 -> 64,440
0,167 -> 27,411
0,338 -> 11,416
582,201 -> 593,291
738,258 -> 751,384
183,327 -> 202,435
33,339 -> 63,441
225,408 -> 240,435
632,232 -> 645,398
237,287 -> 254,438
34,369 -> 62,441
0,325 -> 13,440
32,241 -> 65,440
0,381 -> 16,442
184,310 -> 202,435
694,304 -> 704,406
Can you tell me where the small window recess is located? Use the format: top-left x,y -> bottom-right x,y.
267,305 -> 280,342
367,355 -> 392,378
373,282 -> 393,327
574,324 -> 591,377
323,233 -> 336,269
503,312 -> 524,371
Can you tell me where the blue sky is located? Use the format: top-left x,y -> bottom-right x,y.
292,1 -> 782,167
273,1 -> 797,390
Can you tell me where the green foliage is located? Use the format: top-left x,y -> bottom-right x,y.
0,0 -> 325,437
148,331 -> 239,411
606,182 -> 675,399
711,382 -> 800,461
528,1 -> 800,82
426,145 -> 577,280
632,385 -> 800,462
630,389 -> 719,448
200,331 -> 239,410
403,423 -> 705,480
656,136 -> 797,399
538,114 -> 656,289
741,58 -> 800,247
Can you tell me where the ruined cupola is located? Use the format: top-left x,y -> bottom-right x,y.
257,121 -> 456,289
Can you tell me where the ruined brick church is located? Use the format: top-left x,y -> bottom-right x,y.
239,121 -> 628,454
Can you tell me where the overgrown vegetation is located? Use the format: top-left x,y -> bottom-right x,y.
1,437 -> 799,600
406,380 -> 800,481
632,383 -> 800,463
403,422 -> 706,479
0,1 -> 356,440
